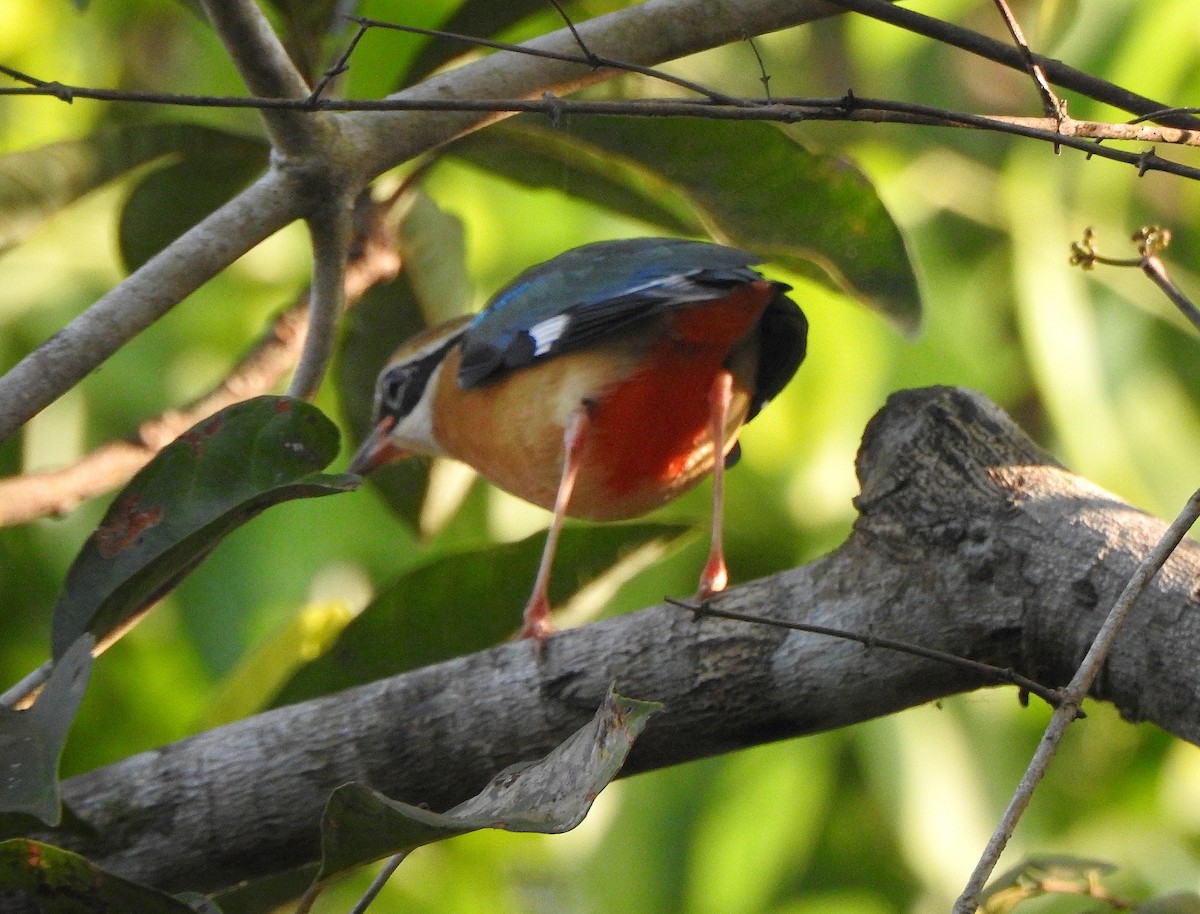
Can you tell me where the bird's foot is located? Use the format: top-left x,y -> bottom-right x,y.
519,594 -> 557,654
695,552 -> 728,602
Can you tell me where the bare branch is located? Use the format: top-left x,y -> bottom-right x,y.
989,0 -> 1062,120
289,200 -> 353,398
198,0 -> 328,157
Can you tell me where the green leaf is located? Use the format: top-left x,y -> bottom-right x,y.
0,839 -> 203,913
314,686 -> 659,882
269,522 -> 689,707
337,190 -> 473,532
403,1 -> 556,85
0,637 -> 91,826
0,123 -> 261,255
50,397 -> 357,660
196,600 -> 355,730
118,129 -> 268,271
450,117 -> 923,332
450,122 -> 696,235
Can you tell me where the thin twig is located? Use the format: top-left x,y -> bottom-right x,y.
0,62 -> 72,100
989,0 -> 1062,120
348,852 -> 410,914
952,487 -> 1200,914
1,78 -> 1196,160
309,19 -> 371,103
1141,255 -> 1200,332
745,36 -> 772,101
1070,226 -> 1200,333
666,599 -> 1065,709
546,0 -> 593,61
1129,106 -> 1200,125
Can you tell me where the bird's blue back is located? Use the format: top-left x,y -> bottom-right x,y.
458,237 -> 771,388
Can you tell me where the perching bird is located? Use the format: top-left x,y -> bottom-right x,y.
349,237 -> 808,643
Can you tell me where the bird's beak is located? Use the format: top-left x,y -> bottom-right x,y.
348,416 -> 409,476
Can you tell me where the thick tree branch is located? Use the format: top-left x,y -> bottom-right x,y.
198,0 -> 326,157
43,387 -> 1200,896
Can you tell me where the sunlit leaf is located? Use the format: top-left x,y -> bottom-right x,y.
0,839 -> 203,913
313,686 -> 659,883
118,129 -> 267,271
50,397 -> 357,660
337,190 -> 473,531
0,637 -> 91,826
197,601 -> 355,729
269,522 -> 689,707
451,118 -> 923,332
0,123 -> 261,255
395,189 -> 474,328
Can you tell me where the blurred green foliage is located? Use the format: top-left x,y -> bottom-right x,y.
1,0 -> 1200,912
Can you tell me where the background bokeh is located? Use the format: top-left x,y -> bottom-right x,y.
2,0 -> 1200,911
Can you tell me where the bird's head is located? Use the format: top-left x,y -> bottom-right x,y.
348,315 -> 472,476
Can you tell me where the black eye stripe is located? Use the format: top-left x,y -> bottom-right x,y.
378,332 -> 464,420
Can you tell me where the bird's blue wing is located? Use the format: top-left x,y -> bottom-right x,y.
457,238 -> 767,388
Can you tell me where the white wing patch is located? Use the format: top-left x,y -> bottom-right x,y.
528,313 -> 571,356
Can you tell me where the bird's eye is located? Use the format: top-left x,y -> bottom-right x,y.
382,369 -> 411,410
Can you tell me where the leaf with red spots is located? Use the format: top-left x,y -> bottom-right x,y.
309,686 -> 658,893
50,397 -> 357,660
0,838 -> 200,912
0,637 -> 90,827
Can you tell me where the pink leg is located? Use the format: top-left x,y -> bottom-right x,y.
697,370 -> 733,600
521,406 -> 590,645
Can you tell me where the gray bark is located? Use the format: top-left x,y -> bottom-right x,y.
40,386 -> 1200,897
